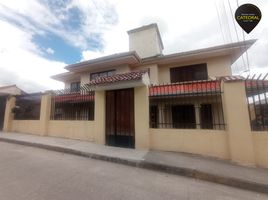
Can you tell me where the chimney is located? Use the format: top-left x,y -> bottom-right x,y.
127,23 -> 164,58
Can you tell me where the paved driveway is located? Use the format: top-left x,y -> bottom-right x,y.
0,142 -> 267,200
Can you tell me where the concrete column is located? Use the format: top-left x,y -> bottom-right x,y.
222,81 -> 255,165
195,103 -> 201,129
39,93 -> 52,136
158,104 -> 164,128
3,96 -> 15,132
134,86 -> 149,150
94,90 -> 105,145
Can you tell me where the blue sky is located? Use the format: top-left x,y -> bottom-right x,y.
0,0 -> 267,92
33,34 -> 81,64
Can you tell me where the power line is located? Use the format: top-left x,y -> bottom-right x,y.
221,0 -> 233,43
227,0 -> 247,71
215,1 -> 227,43
236,0 -> 251,74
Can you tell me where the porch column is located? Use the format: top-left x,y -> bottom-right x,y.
94,90 -> 105,145
222,81 -> 255,165
158,104 -> 165,128
39,93 -> 52,136
134,86 -> 149,150
195,103 -> 201,129
3,96 -> 15,132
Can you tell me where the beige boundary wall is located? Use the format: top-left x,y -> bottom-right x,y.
252,132 -> 268,168
11,120 -> 95,141
3,82 -> 268,168
11,120 -> 43,136
48,121 -> 95,141
150,129 -> 229,159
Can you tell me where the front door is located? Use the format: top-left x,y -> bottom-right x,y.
106,88 -> 135,148
0,97 -> 6,130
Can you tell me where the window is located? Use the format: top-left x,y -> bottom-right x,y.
171,105 -> 196,129
13,94 -> 41,120
90,70 -> 115,81
200,104 -> 213,129
170,63 -> 208,83
70,82 -> 80,92
150,105 -> 158,128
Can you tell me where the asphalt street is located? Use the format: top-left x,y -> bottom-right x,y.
0,142 -> 267,200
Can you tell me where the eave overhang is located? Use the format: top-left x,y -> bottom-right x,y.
51,71 -> 80,82
140,39 -> 257,66
65,51 -> 141,73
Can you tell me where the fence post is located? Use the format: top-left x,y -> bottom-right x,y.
135,86 -> 150,150
222,80 -> 255,165
3,96 -> 15,132
39,92 -> 51,136
94,90 -> 105,145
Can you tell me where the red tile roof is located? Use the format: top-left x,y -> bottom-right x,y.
149,80 -> 221,96
87,70 -> 148,86
216,75 -> 245,82
54,93 -> 94,103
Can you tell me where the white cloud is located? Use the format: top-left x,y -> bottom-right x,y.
81,50 -> 107,61
95,0 -> 268,74
46,47 -> 54,55
0,21 -> 66,92
0,0 -> 267,94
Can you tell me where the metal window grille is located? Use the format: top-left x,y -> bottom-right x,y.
149,80 -> 225,130
13,93 -> 41,120
245,74 -> 268,131
50,86 -> 95,121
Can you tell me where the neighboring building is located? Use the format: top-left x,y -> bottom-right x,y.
0,85 -> 24,130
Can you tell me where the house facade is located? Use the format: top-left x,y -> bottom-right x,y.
3,24 -> 268,169
52,24 -> 248,88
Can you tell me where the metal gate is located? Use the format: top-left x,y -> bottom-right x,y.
106,88 -> 135,148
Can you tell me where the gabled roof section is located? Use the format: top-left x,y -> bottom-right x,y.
87,70 -> 148,86
141,39 -> 257,65
0,84 -> 26,96
65,51 -> 141,73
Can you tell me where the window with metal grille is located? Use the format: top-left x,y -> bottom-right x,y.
70,82 -> 81,92
90,70 -> 115,81
172,105 -> 196,129
200,104 -> 213,129
13,93 -> 41,120
50,88 -> 95,121
149,80 -> 225,130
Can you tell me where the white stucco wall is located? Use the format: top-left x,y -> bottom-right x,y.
129,27 -> 162,58
158,56 -> 232,84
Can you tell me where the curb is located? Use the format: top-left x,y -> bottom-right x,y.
1,137 -> 268,194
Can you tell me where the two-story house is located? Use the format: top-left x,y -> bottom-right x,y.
7,23 -> 268,169
51,23 -> 255,148
52,23 -> 253,88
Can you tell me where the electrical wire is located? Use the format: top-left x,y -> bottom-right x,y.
215,1 -> 227,44
227,0 -> 247,71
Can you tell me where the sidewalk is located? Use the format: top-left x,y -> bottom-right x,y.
0,131 -> 268,194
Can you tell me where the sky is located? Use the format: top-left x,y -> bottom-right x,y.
0,0 -> 267,92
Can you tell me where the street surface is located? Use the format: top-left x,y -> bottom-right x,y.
0,142 -> 267,200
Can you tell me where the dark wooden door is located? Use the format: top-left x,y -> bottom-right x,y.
106,88 -> 135,148
0,97 -> 6,130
